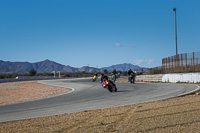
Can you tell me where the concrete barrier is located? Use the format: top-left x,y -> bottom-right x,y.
136,73 -> 200,83
136,74 -> 163,82
162,73 -> 200,83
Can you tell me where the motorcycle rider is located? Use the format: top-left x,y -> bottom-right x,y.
112,69 -> 117,75
94,73 -> 98,77
92,73 -> 98,81
111,69 -> 117,82
128,69 -> 136,83
100,73 -> 109,83
101,73 -> 116,91
132,70 -> 136,83
128,69 -> 132,79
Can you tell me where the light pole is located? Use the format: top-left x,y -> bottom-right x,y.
173,8 -> 178,55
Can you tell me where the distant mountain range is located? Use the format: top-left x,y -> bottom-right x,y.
0,59 -> 149,74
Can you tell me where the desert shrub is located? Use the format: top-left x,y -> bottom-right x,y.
29,69 -> 37,76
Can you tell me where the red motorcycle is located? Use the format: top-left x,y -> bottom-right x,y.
102,79 -> 117,92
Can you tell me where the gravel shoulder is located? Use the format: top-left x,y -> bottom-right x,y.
0,79 -> 200,132
0,81 -> 70,105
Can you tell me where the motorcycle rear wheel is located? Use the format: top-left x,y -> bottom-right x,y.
106,85 -> 113,92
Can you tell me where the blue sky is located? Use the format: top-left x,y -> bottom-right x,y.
0,0 -> 200,68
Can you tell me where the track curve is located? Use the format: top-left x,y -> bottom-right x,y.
0,78 -> 199,122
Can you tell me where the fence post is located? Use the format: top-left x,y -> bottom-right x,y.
163,58 -> 166,73
181,53 -> 183,72
177,54 -> 180,72
193,52 -> 195,65
185,53 -> 187,72
171,56 -> 173,72
168,57 -> 171,73
198,58 -> 200,72
193,52 -> 195,71
162,58 -> 163,72
166,57 -> 168,73
175,55 -> 178,72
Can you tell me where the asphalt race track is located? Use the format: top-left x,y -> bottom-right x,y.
0,78 -> 199,122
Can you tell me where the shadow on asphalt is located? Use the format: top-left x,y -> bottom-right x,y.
116,90 -> 128,93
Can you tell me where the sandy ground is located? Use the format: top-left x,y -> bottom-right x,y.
0,81 -> 70,105
1,79 -> 200,132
